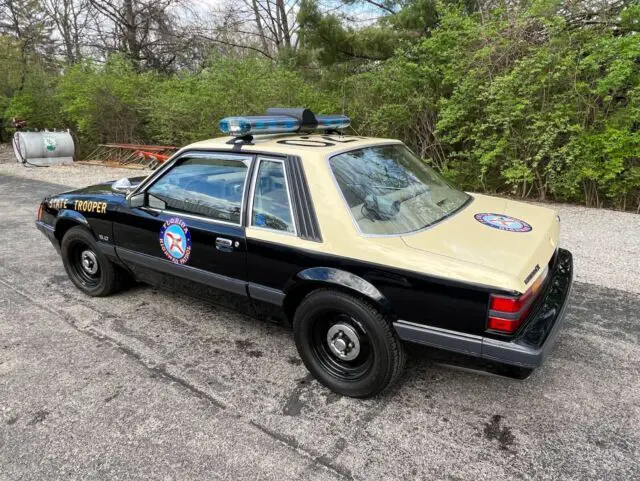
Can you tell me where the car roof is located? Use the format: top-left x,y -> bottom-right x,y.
182,134 -> 403,159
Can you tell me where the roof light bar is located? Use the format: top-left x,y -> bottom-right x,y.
219,108 -> 351,137
317,115 -> 351,130
219,116 -> 300,136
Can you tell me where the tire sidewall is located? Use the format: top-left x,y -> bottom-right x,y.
293,290 -> 397,397
61,226 -> 113,296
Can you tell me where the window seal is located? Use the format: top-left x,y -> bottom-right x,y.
248,156 -> 298,236
137,151 -> 254,227
143,207 -> 244,228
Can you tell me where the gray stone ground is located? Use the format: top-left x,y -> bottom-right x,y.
1,145 -> 639,480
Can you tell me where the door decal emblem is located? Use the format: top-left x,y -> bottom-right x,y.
159,217 -> 192,264
474,213 -> 532,232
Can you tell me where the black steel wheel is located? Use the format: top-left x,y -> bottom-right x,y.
293,289 -> 406,398
61,226 -> 124,297
310,312 -> 373,382
69,243 -> 101,287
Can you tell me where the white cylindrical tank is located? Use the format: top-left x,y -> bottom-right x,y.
13,130 -> 75,166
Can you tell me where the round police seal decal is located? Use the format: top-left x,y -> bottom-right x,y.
474,213 -> 532,232
159,217 -> 192,264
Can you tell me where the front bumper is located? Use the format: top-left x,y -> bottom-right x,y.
394,248 -> 574,369
36,220 -> 60,253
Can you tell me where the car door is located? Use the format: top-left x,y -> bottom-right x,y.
113,152 -> 253,299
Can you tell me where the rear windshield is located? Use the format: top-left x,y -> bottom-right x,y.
329,144 -> 470,235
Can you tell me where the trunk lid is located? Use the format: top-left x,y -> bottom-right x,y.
402,194 -> 559,289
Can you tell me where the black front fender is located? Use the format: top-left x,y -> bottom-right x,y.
54,209 -> 93,242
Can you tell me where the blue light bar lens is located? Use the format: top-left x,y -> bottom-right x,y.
316,115 -> 351,130
219,116 -> 300,136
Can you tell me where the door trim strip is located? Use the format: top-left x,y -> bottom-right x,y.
116,247 -> 287,305
247,283 -> 285,306
116,247 -> 247,296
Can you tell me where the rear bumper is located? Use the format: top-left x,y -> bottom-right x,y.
36,220 -> 60,253
394,248 -> 574,369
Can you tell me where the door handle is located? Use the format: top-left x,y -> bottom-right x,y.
215,237 -> 233,251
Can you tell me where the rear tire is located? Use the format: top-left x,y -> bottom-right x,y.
61,226 -> 123,297
293,289 -> 406,398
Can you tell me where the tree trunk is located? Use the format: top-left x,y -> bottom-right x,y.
251,0 -> 270,54
276,0 -> 290,48
123,0 -> 140,66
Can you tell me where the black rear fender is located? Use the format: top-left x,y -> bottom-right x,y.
283,267 -> 392,322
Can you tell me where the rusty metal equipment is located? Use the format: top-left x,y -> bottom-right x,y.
84,143 -> 177,169
134,150 -> 171,167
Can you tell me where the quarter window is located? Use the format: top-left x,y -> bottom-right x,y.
147,156 -> 249,224
251,159 -> 295,233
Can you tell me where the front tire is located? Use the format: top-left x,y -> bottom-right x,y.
293,289 -> 406,398
61,226 -> 123,297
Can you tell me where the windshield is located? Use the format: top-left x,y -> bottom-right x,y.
329,144 -> 470,235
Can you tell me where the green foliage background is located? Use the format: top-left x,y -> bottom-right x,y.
2,1 -> 639,211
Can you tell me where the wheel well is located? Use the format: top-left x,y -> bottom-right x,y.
283,282 -> 390,324
54,219 -> 89,244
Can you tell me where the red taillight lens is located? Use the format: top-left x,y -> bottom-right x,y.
488,267 -> 549,334
488,316 -> 520,333
37,203 -> 43,221
490,295 -> 525,313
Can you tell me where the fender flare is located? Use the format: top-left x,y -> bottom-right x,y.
53,209 -> 93,243
283,267 -> 392,316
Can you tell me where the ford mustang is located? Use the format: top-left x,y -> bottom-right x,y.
36,108 -> 573,397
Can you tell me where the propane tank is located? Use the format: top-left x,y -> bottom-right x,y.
13,130 -> 75,166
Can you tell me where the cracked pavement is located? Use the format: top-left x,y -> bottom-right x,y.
0,172 -> 639,480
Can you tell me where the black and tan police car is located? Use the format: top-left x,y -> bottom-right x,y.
36,108 -> 573,397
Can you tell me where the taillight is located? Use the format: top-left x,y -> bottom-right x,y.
488,267 -> 548,334
490,295 -> 528,313
37,202 -> 44,221
487,316 -> 520,333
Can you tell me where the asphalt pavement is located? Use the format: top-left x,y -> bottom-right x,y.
0,174 -> 639,481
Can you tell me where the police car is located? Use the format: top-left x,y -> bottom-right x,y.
36,108 -> 573,397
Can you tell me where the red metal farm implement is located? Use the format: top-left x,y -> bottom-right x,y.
84,143 -> 177,169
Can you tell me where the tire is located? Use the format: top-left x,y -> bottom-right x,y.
293,289 -> 406,398
60,226 -> 123,297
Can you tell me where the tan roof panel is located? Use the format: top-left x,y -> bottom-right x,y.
183,134 -> 402,158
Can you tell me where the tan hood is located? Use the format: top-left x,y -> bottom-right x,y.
402,194 -> 559,287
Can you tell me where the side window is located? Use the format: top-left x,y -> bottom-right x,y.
147,156 -> 249,224
251,159 -> 295,233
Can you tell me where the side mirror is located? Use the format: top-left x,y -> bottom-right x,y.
129,193 -> 145,208
112,177 -> 133,193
